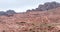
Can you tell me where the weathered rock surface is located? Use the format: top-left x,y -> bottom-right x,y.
0,7 -> 60,32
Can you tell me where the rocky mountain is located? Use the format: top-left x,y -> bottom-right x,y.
0,2 -> 60,16
0,7 -> 60,32
27,1 -> 60,12
0,1 -> 60,32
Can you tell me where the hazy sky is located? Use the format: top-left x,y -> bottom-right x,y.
0,0 -> 60,12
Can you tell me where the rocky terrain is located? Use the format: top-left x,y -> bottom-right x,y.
0,7 -> 60,32
0,1 -> 60,32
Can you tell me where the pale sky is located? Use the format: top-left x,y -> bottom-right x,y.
0,0 -> 60,12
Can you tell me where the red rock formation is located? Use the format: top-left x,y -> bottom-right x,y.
0,7 -> 60,32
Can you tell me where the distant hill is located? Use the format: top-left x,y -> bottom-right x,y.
0,10 -> 16,16
27,1 -> 60,12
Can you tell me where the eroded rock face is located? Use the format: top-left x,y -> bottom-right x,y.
0,7 -> 60,32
